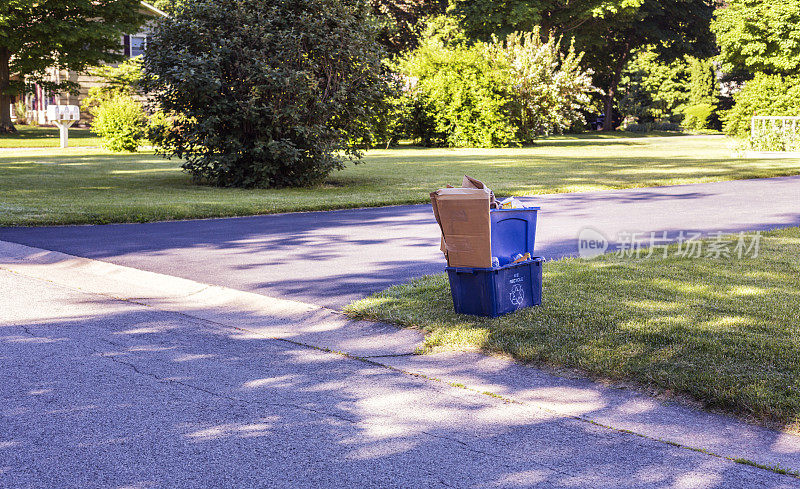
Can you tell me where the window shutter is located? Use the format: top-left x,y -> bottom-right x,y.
123,35 -> 131,57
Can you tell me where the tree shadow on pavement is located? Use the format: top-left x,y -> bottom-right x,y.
2,293 -> 798,488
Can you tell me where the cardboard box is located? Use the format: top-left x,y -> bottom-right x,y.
430,185 -> 492,268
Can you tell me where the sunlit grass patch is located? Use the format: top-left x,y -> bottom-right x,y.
0,125 -> 103,148
345,228 -> 800,431
1,135 -> 799,225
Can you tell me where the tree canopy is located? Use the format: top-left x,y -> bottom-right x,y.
712,0 -> 800,78
0,0 -> 147,132
451,0 -> 716,129
370,0 -> 446,53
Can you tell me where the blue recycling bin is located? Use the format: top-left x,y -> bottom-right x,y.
445,206 -> 541,317
446,258 -> 543,317
490,207 -> 539,266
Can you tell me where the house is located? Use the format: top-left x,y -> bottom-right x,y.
22,1 -> 167,125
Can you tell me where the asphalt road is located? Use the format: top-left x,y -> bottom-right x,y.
1,176 -> 799,309
2,268 -> 795,488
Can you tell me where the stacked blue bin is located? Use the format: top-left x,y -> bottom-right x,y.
446,207 -> 543,317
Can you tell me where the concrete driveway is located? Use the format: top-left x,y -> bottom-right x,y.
1,176 -> 798,309
2,255 -> 798,488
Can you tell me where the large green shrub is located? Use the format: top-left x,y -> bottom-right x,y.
682,103 -> 715,131
142,0 -> 389,188
399,19 -> 516,147
397,18 -> 595,147
90,94 -> 146,152
722,74 -> 800,137
83,58 -> 147,152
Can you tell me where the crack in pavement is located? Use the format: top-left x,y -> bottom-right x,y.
90,345 -> 362,425
360,353 -> 418,359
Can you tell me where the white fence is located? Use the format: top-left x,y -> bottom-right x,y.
742,116 -> 800,157
751,116 -> 800,136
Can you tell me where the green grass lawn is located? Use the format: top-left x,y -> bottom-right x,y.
0,125 -> 103,148
1,135 -> 799,226
345,227 -> 800,431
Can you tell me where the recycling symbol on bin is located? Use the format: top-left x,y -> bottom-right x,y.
509,284 -> 525,307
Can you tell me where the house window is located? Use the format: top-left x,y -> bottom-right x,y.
130,35 -> 146,57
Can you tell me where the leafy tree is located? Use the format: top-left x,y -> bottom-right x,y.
682,56 -> 718,130
370,0 -> 446,54
618,49 -> 691,123
143,0 -> 390,188
712,0 -> 800,78
451,0 -> 716,130
0,0 -> 146,133
81,57 -> 143,114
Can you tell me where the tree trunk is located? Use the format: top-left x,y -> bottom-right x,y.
602,89 -> 615,132
0,46 -> 16,134
602,72 -> 624,132
602,51 -> 630,132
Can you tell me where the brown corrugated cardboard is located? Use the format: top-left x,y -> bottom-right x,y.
430,187 -> 492,268
462,175 -> 498,208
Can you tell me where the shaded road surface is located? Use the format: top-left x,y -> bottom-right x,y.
1,176 -> 799,309
2,267 -> 796,488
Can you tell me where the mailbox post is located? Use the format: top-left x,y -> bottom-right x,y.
46,105 -> 80,148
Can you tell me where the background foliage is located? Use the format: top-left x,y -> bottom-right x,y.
395,18 -> 595,147
722,74 -> 800,137
712,0 -> 800,79
499,29 -> 596,141
0,0 -> 146,132
618,50 -> 691,124
451,0 -> 716,130
682,57 -> 718,130
398,19 -> 516,147
617,51 -> 718,131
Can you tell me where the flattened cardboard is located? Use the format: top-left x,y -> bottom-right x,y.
430,188 -> 492,268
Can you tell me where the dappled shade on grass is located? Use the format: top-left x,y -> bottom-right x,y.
345,228 -> 800,431
1,135 -> 800,225
0,125 -> 103,148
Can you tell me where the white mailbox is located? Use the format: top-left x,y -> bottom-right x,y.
47,104 -> 80,122
46,105 -> 80,148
